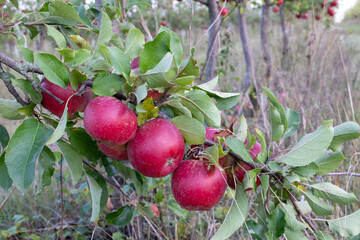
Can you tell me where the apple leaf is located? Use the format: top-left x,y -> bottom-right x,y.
159,26 -> 183,68
68,35 -> 92,50
180,100 -> 204,123
97,11 -> 112,46
34,53 -> 69,88
137,98 -> 159,125
69,69 -> 87,90
19,47 -> 34,63
314,150 -> 346,175
255,129 -> 267,163
314,231 -> 334,240
106,206 -> 133,227
166,100 -> 192,118
310,182 -> 358,205
11,79 -> 42,104
140,31 -> 171,74
264,87 -> 288,132
37,146 -> 55,193
68,49 -> 91,66
303,191 -> 334,216
237,115 -> 248,142
284,228 -> 307,240
0,99 -> 25,120
0,153 -> 12,191
92,73 -> 125,96
0,124 -> 9,151
143,52 -> 174,88
280,203 -> 307,231
245,220 -> 266,240
170,116 -> 205,145
46,103 -> 68,145
136,202 -> 155,219
225,138 -> 253,163
329,121 -> 360,151
126,0 -> 151,9
129,170 -> 144,196
283,108 -> 300,138
46,25 -> 66,48
328,210 -> 360,237
5,119 -> 53,191
57,48 -> 75,62
178,90 -> 221,127
125,28 -> 145,60
85,169 -> 108,222
269,104 -> 284,141
48,1 -> 83,26
266,206 -> 286,237
211,186 -> 248,240
277,120 -> 334,167
57,140 -> 83,184
180,48 -> 199,77
108,47 -> 131,81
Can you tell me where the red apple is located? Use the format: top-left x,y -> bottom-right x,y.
160,21 -> 167,27
295,13 -> 302,18
84,96 -> 137,145
315,15 -> 322,20
127,118 -> 185,178
97,140 -> 128,161
276,0 -> 283,5
146,89 -> 162,101
302,12 -> 309,19
151,204 -> 159,217
321,0 -> 327,7
330,0 -> 338,7
244,140 -> 261,160
171,160 -> 227,211
272,6 -> 280,13
40,78 -> 92,120
327,6 -> 335,16
226,162 -> 261,190
219,6 -> 229,16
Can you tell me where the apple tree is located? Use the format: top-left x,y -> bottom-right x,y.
0,0 -> 360,239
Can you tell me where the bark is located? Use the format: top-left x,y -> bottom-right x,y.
205,0 -> 220,82
279,5 -> 289,69
260,0 -> 272,80
237,6 -> 253,92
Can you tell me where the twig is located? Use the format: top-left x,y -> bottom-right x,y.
324,172 -> 360,177
0,64 -> 29,106
0,187 -> 16,212
285,188 -> 317,231
193,0 -> 208,6
60,156 -> 64,240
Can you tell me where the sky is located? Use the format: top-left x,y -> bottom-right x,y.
335,0 -> 358,22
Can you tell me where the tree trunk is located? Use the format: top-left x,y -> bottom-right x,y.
279,5 -> 289,69
260,0 -> 272,81
237,6 -> 254,92
205,0 -> 220,82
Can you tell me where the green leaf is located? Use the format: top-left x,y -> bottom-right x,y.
34,53 -> 69,88
328,210 -> 360,237
277,120 -> 334,167
46,103 -> 68,145
125,28 -> 145,60
0,153 -> 12,191
178,90 -> 221,127
245,220 -> 266,240
255,129 -> 267,163
269,104 -> 284,141
174,76 -> 194,86
57,140 -> 83,184
137,98 -> 159,125
92,73 -> 125,96
314,231 -> 334,240
68,35 -> 92,50
37,146 -> 55,192
0,124 -> 9,151
69,69 -> 87,90
180,48 -> 199,77
310,182 -> 358,205
237,115 -> 248,142
303,191 -> 333,216
266,205 -> 286,237
129,170 -> 144,196
204,145 -> 220,167
140,31 -> 171,73
18,102 -> 36,117
12,79 -> 42,104
126,0 -> 151,9
77,5 -> 92,27
85,169 -> 108,222
24,25 -> 40,39
67,128 -> 102,162
329,121 -> 360,151
314,150 -> 346,175
10,0 -> 18,9
108,47 -> 131,80
170,116 -> 205,145
19,47 -> 34,63
280,203 -> 307,231
143,57 -> 174,88
106,206 -> 133,227
292,163 -> 319,177
283,108 -> 300,138
136,202 -> 155,219
5,119 -> 53,191
46,25 -> 66,48
181,100 -> 204,123
57,48 -> 75,62
166,101 -> 192,118
68,49 -> 91,66
97,11 -> 112,46
159,26 -> 183,68
49,1 -> 83,25
284,228 -> 307,240
225,138 -> 253,163
210,186 -> 248,240
264,87 -> 288,132
0,99 -> 25,120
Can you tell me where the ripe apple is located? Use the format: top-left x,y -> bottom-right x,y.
219,6 -> 229,16
160,21 -> 167,27
127,118 -> 185,178
295,13 -> 302,18
327,6 -> 335,16
272,6 -> 280,13
84,96 -> 137,145
171,160 -> 227,211
302,12 -> 309,19
276,0 -> 283,5
146,89 -> 162,101
315,15 -> 322,20
40,78 -> 92,119
97,140 -> 128,161
330,0 -> 338,7
321,0 -> 327,7
225,162 -> 261,190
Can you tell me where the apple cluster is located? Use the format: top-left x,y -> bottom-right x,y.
39,78 -> 261,211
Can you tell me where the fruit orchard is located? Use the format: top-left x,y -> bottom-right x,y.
1,0 -> 360,239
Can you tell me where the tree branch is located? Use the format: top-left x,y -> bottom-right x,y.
193,0 -> 208,6
325,172 -> 360,177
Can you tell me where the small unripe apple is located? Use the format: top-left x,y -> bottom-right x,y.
302,12 -> 309,19
276,0 -> 283,5
84,96 -> 137,145
40,78 -> 92,119
272,6 -> 280,13
327,6 -> 335,16
171,160 -> 227,211
127,118 -> 185,178
97,140 -> 128,161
